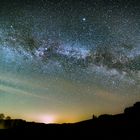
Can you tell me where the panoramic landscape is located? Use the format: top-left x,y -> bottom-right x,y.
0,0 -> 140,137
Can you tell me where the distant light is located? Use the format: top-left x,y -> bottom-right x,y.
40,115 -> 55,124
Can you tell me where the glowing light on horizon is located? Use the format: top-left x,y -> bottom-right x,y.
40,115 -> 56,124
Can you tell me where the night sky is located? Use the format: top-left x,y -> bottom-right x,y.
0,0 -> 140,123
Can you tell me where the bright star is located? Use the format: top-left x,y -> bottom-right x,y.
82,18 -> 86,21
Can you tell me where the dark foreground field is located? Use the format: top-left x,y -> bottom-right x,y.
0,102 -> 140,138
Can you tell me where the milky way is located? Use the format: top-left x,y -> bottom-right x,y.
0,0 -> 140,123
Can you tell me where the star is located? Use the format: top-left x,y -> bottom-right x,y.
82,17 -> 86,22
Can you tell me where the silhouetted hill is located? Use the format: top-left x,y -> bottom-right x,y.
0,102 -> 140,138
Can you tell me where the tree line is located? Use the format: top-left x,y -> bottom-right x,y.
0,113 -> 11,120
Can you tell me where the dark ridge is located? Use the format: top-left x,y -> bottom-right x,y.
0,102 -> 140,138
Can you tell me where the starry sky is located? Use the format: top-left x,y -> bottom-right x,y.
0,0 -> 140,123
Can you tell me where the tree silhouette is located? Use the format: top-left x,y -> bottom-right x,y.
92,114 -> 97,119
5,116 -> 11,120
0,113 -> 5,120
